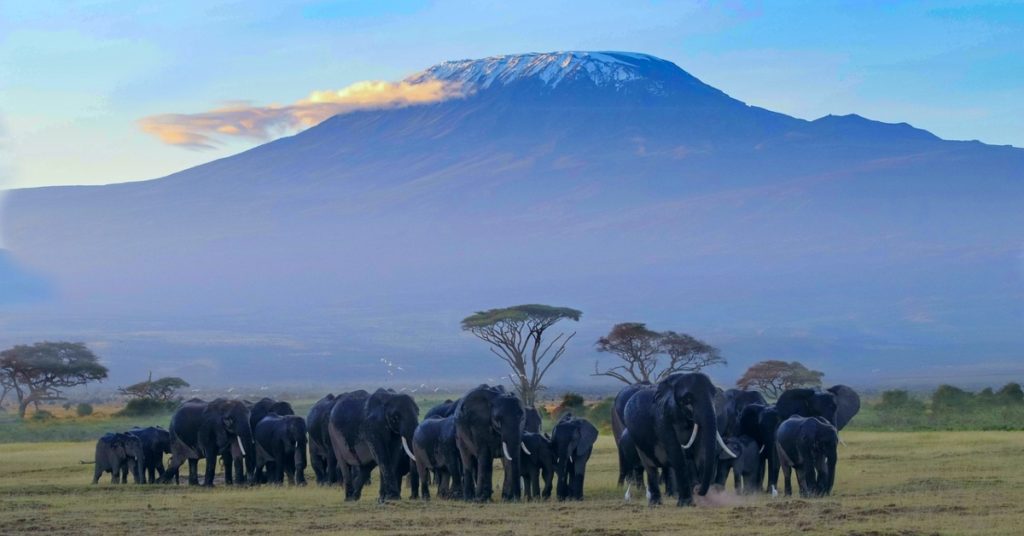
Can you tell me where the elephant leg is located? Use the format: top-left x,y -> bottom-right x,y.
542,466 -> 553,500
339,462 -> 355,500
574,466 -> 586,500
92,464 -> 102,484
120,463 -> 129,484
458,447 -> 476,501
311,452 -> 326,484
223,453 -> 234,485
417,462 -> 430,500
644,464 -> 661,505
187,458 -> 199,485
203,452 -> 217,487
767,450 -> 781,494
783,463 -> 793,497
476,449 -> 493,502
797,465 -> 813,498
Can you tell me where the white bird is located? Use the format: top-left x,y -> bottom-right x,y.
433,387 -> 440,392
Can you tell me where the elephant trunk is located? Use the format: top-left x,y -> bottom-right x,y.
696,397 -> 718,496
501,423 -> 523,499
824,444 -> 837,495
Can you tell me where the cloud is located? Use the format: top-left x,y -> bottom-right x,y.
139,79 -> 466,150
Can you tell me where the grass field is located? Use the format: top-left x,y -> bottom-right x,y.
1,431 -> 1022,535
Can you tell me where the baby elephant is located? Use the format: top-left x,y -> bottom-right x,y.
776,416 -> 838,497
92,432 -> 145,484
254,414 -> 308,485
521,431 -> 556,500
551,414 -> 599,501
716,435 -> 762,494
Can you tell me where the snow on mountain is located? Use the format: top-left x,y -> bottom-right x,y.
405,51 -> 715,95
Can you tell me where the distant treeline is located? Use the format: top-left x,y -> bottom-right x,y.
852,383 -> 1024,431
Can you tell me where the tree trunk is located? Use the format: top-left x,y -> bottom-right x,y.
18,399 -> 30,419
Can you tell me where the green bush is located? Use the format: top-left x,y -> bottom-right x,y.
117,398 -> 178,417
76,403 -> 94,417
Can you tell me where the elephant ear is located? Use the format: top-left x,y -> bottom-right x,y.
575,421 -> 598,457
654,378 -> 678,416
827,385 -> 861,431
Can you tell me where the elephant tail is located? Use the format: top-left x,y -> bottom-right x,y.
79,460 -> 96,464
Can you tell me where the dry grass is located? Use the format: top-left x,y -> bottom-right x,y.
1,431 -> 1022,535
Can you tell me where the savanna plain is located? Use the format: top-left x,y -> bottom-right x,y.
1,427 -> 1022,535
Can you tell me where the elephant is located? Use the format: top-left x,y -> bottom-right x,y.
412,415 -> 463,500
524,407 -> 543,434
551,414 -> 598,501
623,373 -> 735,506
329,389 -> 420,502
254,413 -> 308,485
92,432 -> 144,484
520,431 -> 555,500
307,393 -> 340,485
162,398 -> 256,486
776,416 -> 838,497
454,384 -> 526,502
247,397 -> 295,483
737,403 -> 781,494
827,385 -> 861,430
612,382 -> 651,488
714,435 -> 761,494
130,426 -> 173,484
425,399 -> 458,420
776,388 -> 839,426
716,389 -> 767,438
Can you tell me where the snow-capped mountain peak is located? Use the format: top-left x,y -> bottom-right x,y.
405,51 -> 712,95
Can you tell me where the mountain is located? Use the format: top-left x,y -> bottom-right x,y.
0,249 -> 51,305
2,52 -> 1022,388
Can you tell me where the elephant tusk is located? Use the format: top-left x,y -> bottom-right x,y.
681,424 -> 699,449
838,436 -> 847,447
771,485 -> 778,498
401,437 -> 417,462
759,444 -> 765,454
236,436 -> 246,457
716,431 -> 737,458
521,443 -> 532,456
624,482 -> 632,501
502,442 -> 513,461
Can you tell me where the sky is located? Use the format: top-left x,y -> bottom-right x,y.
1,0 -> 1022,190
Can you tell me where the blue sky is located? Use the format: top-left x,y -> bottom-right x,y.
1,0 -> 1021,189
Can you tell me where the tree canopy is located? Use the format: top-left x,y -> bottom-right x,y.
593,322 -> 724,384
119,373 -> 190,403
0,342 -> 108,418
735,360 -> 824,400
461,304 -> 582,407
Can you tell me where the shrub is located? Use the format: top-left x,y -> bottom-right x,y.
76,403 -> 94,417
31,410 -> 55,421
931,385 -> 974,412
997,383 -> 1023,404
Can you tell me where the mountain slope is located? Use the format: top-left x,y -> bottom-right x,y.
2,51 -> 1022,387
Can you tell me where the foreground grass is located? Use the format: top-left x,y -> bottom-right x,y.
1,432 -> 1022,535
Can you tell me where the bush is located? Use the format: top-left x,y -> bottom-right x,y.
584,397 -> 614,432
117,398 -> 178,417
997,383 -> 1023,404
932,385 -> 974,412
76,403 -> 94,417
31,410 -> 55,421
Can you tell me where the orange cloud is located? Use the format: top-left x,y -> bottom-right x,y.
138,79 -> 465,150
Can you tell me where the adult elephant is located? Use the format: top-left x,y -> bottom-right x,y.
717,389 -> 767,437
623,373 -> 735,506
254,414 -> 308,485
130,426 -> 172,484
91,432 -> 144,484
524,407 -> 543,434
776,388 -> 839,426
612,382 -> 650,488
827,385 -> 861,430
738,403 -> 781,493
455,384 -> 526,502
776,416 -> 838,497
412,415 -> 463,500
425,399 -> 458,419
329,389 -> 420,502
715,435 -> 761,494
307,393 -> 340,485
551,414 -> 599,501
247,397 -> 295,483
162,398 -> 256,486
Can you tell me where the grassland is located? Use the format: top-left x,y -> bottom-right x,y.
1,431 -> 1022,535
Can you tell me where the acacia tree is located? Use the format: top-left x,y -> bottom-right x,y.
593,323 -> 724,384
461,304 -> 582,407
736,360 -> 824,400
119,372 -> 190,403
0,342 -> 109,418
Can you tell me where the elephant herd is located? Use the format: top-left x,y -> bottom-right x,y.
91,384 -> 601,504
612,375 -> 860,505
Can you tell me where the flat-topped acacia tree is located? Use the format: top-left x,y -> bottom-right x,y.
461,304 -> 582,407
